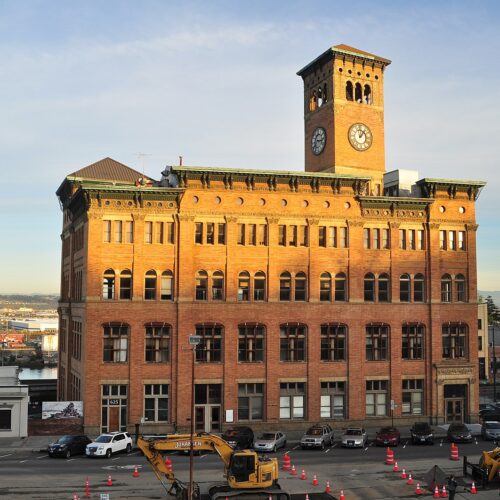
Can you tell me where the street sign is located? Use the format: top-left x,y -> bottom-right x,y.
189,335 -> 202,345
390,399 -> 395,410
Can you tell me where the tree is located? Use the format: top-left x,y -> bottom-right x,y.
485,296 -> 500,324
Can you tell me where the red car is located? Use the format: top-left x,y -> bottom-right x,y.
375,427 -> 400,446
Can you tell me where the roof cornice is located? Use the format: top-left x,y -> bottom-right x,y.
416,178 -> 486,200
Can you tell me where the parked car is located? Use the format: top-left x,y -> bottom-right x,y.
253,432 -> 286,452
410,422 -> 434,445
221,426 -> 254,449
86,431 -> 133,458
447,423 -> 472,443
300,424 -> 334,450
481,421 -> 500,441
480,409 -> 500,422
48,435 -> 92,458
375,427 -> 400,447
341,428 -> 368,448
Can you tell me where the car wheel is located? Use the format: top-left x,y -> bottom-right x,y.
105,448 -> 112,459
320,442 -> 325,451
283,440 -> 287,449
126,443 -> 132,453
65,449 -> 71,459
48,452 -> 53,458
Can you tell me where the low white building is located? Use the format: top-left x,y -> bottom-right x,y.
0,366 -> 29,437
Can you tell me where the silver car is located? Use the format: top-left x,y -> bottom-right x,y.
253,432 -> 287,452
341,427 -> 368,448
481,421 -> 500,441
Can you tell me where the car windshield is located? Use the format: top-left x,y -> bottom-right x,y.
414,424 -> 430,431
450,425 -> 467,432
380,427 -> 396,434
307,428 -> 322,436
95,435 -> 112,443
486,422 -> 500,429
345,429 -> 361,436
259,433 -> 276,440
57,436 -> 72,444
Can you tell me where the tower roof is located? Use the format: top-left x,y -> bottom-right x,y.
297,44 -> 391,77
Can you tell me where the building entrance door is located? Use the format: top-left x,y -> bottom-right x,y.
194,383 -> 222,432
445,398 -> 464,423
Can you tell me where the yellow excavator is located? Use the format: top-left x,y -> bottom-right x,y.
479,445 -> 500,482
137,433 -> 290,500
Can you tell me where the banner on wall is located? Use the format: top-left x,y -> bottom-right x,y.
42,401 -> 83,419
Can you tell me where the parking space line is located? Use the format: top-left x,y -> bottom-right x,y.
19,460 -> 28,463
0,454 -> 12,458
439,439 -> 443,447
36,455 -> 48,459
293,445 -> 300,450
331,443 -> 338,448
200,454 -> 207,458
363,446 -> 369,452
325,448 -> 330,453
111,457 -> 120,461
67,458 -> 76,462
403,440 -> 408,449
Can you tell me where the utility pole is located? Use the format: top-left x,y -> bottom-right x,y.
188,334 -> 201,500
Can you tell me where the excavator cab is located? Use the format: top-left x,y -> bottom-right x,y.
229,453 -> 256,483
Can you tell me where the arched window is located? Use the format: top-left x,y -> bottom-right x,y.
323,83 -> 328,103
355,83 -> 362,103
195,271 -> 208,300
160,270 -> 173,301
441,274 -> 452,302
212,271 -> 224,300
321,324 -> 347,361
144,270 -> 157,300
295,272 -> 307,301
414,274 -> 425,303
280,272 -> 291,301
400,274 -> 411,302
346,81 -> 353,101
364,273 -> 375,302
456,274 -> 466,302
280,323 -> 306,361
254,271 -> 266,301
335,273 -> 347,302
363,84 -> 371,104
195,323 -> 223,362
119,270 -> 132,300
402,323 -> 424,360
378,273 -> 390,302
317,87 -> 323,107
309,91 -> 317,112
320,272 -> 331,302
238,323 -> 265,362
238,272 -> 250,301
103,269 -> 115,300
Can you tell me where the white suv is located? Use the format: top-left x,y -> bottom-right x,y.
86,431 -> 133,458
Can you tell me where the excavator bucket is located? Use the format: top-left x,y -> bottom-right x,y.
480,446 -> 500,482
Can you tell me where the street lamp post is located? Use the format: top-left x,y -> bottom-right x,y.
491,324 -> 497,402
188,334 -> 201,500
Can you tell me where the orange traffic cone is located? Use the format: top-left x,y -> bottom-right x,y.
133,465 -> 139,477
393,461 -> 399,472
441,485 -> 447,498
85,477 -> 90,498
406,473 -> 413,485
301,469 -> 306,480
450,443 -> 459,461
401,468 -> 406,479
290,464 -> 297,475
339,490 -> 345,500
305,495 -> 309,500
433,485 -> 440,498
415,483 -> 422,495
471,481 -> 477,494
325,480 -> 331,493
312,474 -> 318,486
107,474 -> 113,486
385,447 -> 394,465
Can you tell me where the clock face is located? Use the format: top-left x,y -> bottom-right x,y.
348,123 -> 373,151
311,127 -> 326,155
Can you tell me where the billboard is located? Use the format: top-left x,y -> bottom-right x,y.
42,401 -> 83,419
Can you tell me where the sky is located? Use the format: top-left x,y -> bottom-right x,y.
0,0 -> 499,294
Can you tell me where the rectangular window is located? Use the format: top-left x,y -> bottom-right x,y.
238,324 -> 265,362
417,229 -> 424,250
409,229 -> 416,250
195,223 -> 203,244
144,384 -> 169,422
166,222 -> 174,244
449,231 -> 456,250
382,228 -> 389,249
328,226 -> 337,247
399,229 -> 406,249
145,324 -> 170,362
366,325 -> 389,361
319,227 -> 326,247
339,227 -> 348,248
114,221 -> 122,243
442,323 -> 467,359
125,221 -> 134,243
258,224 -> 267,246
320,324 -> 346,361
402,324 -> 424,360
373,228 -> 380,249
145,221 -> 153,244
155,222 -> 164,244
439,230 -> 446,250
160,272 -> 173,300
402,379 -> 423,415
218,223 -> 226,244
280,382 -> 305,419
195,325 -> 222,363
366,380 -> 388,416
238,383 -> 264,421
300,225 -> 308,247
363,228 -> 371,249
289,225 -> 297,246
237,224 -> 246,245
103,324 -> 128,362
478,319 -> 482,330
103,220 -> 111,243
478,335 -> 483,351
458,231 -> 466,251
278,225 -> 286,246
280,324 -> 306,362
71,320 -> 82,361
248,224 -> 256,246
206,223 -> 215,245
320,381 -> 345,418
0,409 -> 12,430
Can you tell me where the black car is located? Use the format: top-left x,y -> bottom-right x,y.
221,426 -> 254,449
48,435 -> 92,458
410,422 -> 434,445
447,423 -> 472,443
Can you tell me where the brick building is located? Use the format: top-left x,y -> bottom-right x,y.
56,45 -> 486,435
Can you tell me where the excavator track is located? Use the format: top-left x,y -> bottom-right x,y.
208,484 -> 290,500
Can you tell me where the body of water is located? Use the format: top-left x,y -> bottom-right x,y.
18,366 -> 58,380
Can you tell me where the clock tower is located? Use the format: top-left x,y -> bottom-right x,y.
297,44 -> 391,195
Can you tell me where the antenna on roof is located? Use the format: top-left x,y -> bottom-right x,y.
179,155 -> 183,166
135,152 -> 152,178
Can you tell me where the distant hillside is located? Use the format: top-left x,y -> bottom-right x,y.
479,291 -> 500,306
0,294 -> 59,309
